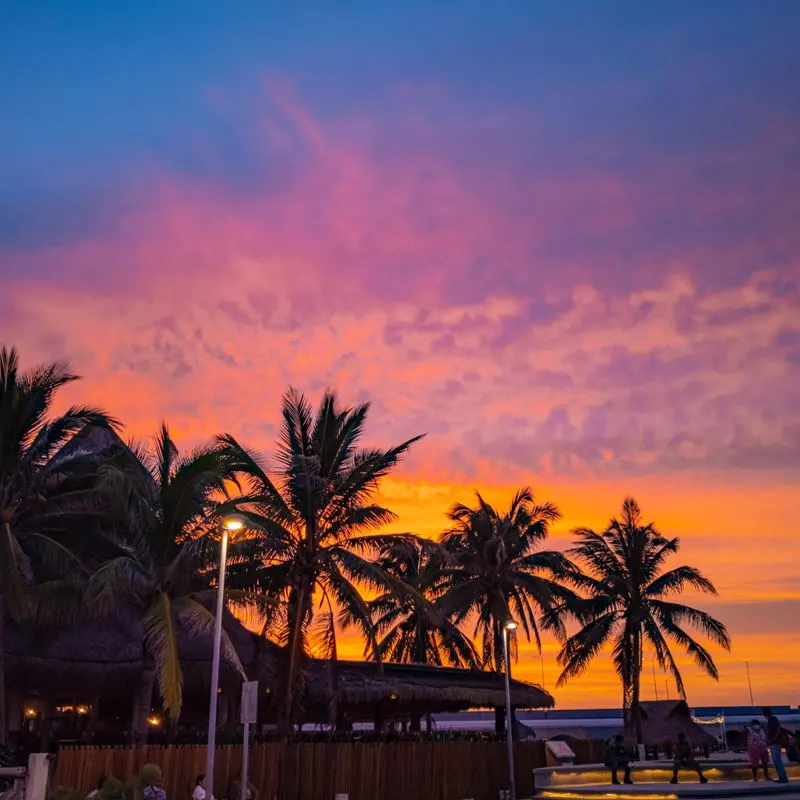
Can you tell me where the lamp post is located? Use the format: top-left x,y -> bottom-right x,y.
502,621 -> 517,800
205,515 -> 245,800
738,661 -> 754,708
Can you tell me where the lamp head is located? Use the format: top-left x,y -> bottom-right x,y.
504,620 -> 518,631
222,514 -> 246,532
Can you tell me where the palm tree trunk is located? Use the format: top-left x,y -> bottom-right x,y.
130,658 -> 156,747
282,581 -> 310,735
0,592 -> 6,746
631,630 -> 644,745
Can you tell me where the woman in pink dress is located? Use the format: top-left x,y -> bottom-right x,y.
746,720 -> 770,781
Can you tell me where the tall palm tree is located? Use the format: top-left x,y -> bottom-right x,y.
218,388 -> 423,732
438,487 -> 577,673
87,424 -> 249,744
555,497 -> 731,742
370,536 -> 478,668
0,346 -> 115,744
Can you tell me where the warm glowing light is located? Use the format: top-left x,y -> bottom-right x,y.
147,715 -> 162,727
222,515 -> 246,532
75,705 -> 90,715
540,793 -> 677,800
504,620 -> 518,631
24,707 -> 38,719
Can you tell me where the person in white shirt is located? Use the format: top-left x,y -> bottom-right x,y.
192,775 -> 213,800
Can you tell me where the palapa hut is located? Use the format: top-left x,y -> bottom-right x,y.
293,658 -> 553,731
6,613 -> 553,741
629,700 -> 717,749
5,605 -> 254,742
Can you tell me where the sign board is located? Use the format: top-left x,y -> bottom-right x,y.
545,740 -> 575,766
240,681 -> 258,725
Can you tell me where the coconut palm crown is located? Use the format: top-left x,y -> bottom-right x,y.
370,536 -> 478,668
218,388 -> 424,731
438,487 -> 578,672
86,424 -> 250,742
555,497 -> 731,741
0,346 -> 116,743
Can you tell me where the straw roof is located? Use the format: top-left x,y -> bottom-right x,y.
292,658 -> 554,720
5,604 -> 254,696
632,700 -> 717,747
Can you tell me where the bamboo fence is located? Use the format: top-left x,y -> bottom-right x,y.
52,740 -> 604,800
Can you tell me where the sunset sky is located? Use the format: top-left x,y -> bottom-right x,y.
1,1 -> 798,709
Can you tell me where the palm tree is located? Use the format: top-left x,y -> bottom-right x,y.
87,424 -> 249,744
218,388 -> 423,732
370,536 -> 478,668
555,497 -> 731,742
0,346 -> 116,744
438,487 -> 577,673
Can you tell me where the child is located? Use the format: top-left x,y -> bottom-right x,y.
745,720 -> 770,781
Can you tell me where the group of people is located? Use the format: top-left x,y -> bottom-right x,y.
191,773 -> 258,800
605,707 -> 794,786
745,707 -> 793,784
605,732 -> 708,785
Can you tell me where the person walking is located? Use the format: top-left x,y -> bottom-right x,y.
745,721 -> 770,781
670,733 -> 708,784
763,707 -> 789,784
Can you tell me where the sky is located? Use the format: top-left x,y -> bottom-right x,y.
1,0 -> 799,709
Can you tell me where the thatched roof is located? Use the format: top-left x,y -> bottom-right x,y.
293,659 -> 554,720
6,604 -> 254,696
632,700 -> 717,747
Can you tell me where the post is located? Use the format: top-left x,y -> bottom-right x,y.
503,626 -> 516,800
240,721 -> 250,800
744,661 -> 754,707
240,681 -> 258,800
205,529 -> 229,800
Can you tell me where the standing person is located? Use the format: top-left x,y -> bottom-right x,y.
670,733 -> 708,784
192,776 -> 213,800
745,721 -> 770,782
604,735 -> 634,785
227,772 -> 258,800
763,707 -> 789,784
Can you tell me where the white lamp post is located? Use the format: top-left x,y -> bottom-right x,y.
503,620 -> 517,800
205,514 -> 245,800
738,660 -> 754,707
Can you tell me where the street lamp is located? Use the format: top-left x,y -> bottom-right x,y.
502,620 -> 518,800
738,661 -> 754,708
205,514 -> 246,800
532,652 -> 548,719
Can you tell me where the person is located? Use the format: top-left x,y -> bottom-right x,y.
745,721 -> 770,781
670,733 -> 708,784
192,776 -> 213,800
604,735 -> 634,785
788,735 -> 799,764
227,772 -> 258,800
763,707 -> 789,784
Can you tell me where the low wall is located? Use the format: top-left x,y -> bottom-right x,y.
53,740 -> 605,800
535,759 -> 800,790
